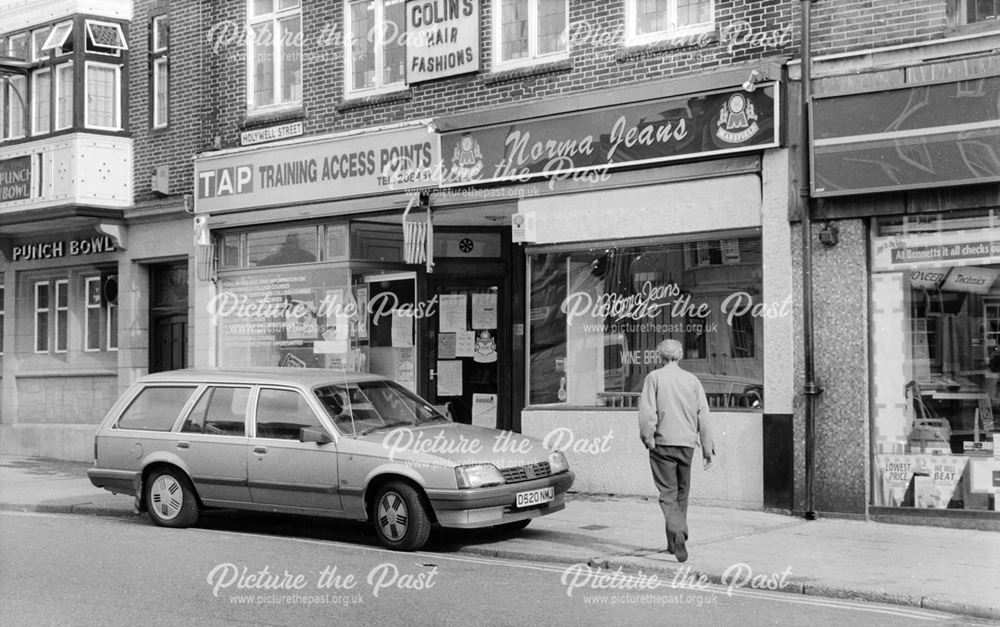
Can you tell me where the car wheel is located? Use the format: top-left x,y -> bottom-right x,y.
145,468 -> 199,528
495,519 -> 531,533
373,482 -> 431,551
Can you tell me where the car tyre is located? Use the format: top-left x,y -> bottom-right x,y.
145,468 -> 199,528
373,482 -> 431,551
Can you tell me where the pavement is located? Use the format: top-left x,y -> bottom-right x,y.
1,455 -> 998,621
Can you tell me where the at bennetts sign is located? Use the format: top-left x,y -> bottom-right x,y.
405,0 -> 480,84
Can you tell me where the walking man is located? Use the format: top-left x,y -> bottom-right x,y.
638,339 -> 715,563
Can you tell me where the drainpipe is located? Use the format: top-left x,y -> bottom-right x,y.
800,0 -> 822,521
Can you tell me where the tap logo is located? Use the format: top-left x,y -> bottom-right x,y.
716,94 -> 760,144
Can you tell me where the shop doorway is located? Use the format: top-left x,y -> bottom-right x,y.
424,275 -> 511,429
150,261 -> 189,373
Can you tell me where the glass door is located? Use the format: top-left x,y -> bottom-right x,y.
425,278 -> 507,428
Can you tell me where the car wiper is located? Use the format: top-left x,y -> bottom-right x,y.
358,423 -> 409,436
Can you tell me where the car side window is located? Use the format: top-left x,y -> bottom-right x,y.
116,386 -> 197,432
255,388 -> 325,440
182,386 -> 249,436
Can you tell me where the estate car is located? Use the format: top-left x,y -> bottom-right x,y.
87,369 -> 574,551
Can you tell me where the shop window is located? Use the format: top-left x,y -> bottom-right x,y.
871,211 -> 1000,513
527,234 -> 764,409
494,0 -> 568,68
248,0 -> 302,110
345,0 -> 405,95
247,226 -> 318,267
115,386 -> 197,432
34,281 -> 49,353
625,0 -> 714,45
55,280 -> 68,353
151,14 -> 169,128
85,62 -> 122,130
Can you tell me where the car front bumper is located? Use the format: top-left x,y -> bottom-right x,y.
425,471 -> 574,529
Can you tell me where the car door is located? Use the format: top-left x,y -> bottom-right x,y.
176,385 -> 252,505
247,386 -> 342,512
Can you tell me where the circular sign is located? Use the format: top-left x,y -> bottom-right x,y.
459,238 -> 475,254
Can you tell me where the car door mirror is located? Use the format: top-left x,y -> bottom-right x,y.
299,427 -> 332,445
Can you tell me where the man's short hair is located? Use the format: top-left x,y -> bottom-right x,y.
657,339 -> 684,362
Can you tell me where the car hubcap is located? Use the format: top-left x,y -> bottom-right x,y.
150,475 -> 183,520
377,491 -> 408,541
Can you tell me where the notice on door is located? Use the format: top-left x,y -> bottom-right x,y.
437,360 -> 463,397
472,393 -> 497,429
472,293 -> 497,329
439,294 -> 467,332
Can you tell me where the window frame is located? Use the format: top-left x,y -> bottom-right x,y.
54,279 -> 69,353
84,276 -> 102,352
624,0 -> 716,46
246,0 -> 303,111
84,61 -> 123,131
492,0 -> 569,70
84,19 -> 129,55
54,61 -> 74,130
343,0 -> 407,98
41,20 -> 74,55
152,57 -> 169,129
0,284 -> 5,355
34,281 -> 50,354
31,67 -> 52,136
6,75 -> 28,140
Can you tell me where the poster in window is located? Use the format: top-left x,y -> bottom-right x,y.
437,360 -> 463,397
355,286 -> 369,339
439,294 -> 467,332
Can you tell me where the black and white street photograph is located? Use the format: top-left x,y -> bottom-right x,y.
1,0 -> 999,625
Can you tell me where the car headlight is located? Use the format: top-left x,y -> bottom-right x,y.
455,464 -> 505,489
548,450 -> 569,474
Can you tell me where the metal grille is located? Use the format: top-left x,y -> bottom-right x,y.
500,461 -> 551,484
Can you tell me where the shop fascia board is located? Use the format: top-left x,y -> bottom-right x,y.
204,192 -> 414,229
432,58 -> 789,133
786,29 -> 1000,83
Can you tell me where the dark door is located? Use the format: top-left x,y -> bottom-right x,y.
150,262 -> 189,373
424,276 -> 511,429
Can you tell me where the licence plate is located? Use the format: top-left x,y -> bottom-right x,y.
515,487 -> 554,508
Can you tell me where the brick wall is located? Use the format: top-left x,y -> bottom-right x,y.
809,0 -> 949,56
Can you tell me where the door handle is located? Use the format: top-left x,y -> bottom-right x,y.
429,369 -> 436,380
252,446 -> 268,455
177,441 -> 190,449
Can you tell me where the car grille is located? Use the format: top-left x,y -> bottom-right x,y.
500,461 -> 551,483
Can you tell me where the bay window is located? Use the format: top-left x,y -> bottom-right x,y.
85,62 -> 121,130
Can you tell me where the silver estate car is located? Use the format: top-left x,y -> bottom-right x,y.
87,369 -> 574,551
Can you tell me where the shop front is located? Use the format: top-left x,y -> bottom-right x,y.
435,69 -> 796,507
810,53 -> 1000,522
193,122 -> 521,429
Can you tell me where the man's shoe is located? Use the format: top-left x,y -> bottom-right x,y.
674,538 -> 688,563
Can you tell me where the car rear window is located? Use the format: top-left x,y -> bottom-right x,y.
115,386 -> 197,432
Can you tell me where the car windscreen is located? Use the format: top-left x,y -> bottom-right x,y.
314,380 -> 448,436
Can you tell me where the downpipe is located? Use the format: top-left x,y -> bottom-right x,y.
800,0 -> 822,521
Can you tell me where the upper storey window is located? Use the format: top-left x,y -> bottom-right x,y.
345,0 -> 406,96
960,0 -> 999,23
247,0 -> 303,110
625,0 -> 714,45
493,0 -> 568,69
